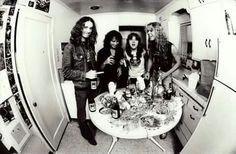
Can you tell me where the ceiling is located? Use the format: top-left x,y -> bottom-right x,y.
59,0 -> 173,15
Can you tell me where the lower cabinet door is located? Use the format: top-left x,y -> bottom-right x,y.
175,124 -> 188,146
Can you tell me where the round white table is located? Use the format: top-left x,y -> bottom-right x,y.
89,89 -> 183,154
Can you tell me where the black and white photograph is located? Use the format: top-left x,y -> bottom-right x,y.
2,0 -> 17,6
0,10 -> 5,30
16,101 -> 32,127
14,93 -> 20,102
35,0 -> 50,13
0,100 -> 15,123
5,39 -> 11,58
1,0 -> 236,154
0,43 -> 5,71
60,42 -> 68,53
8,6 -> 15,16
5,57 -> 12,72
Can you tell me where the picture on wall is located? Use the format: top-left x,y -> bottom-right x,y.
61,42 -> 68,54
0,43 -> 5,71
35,0 -> 50,13
3,0 -> 17,6
0,10 -> 5,30
0,100 -> 15,123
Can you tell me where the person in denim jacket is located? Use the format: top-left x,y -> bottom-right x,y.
62,16 -> 98,145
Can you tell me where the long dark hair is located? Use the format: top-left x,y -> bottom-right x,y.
103,30 -> 122,50
125,33 -> 143,59
70,16 -> 97,49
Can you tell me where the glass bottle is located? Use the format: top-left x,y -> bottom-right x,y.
111,97 -> 120,119
87,52 -> 96,112
152,68 -> 164,103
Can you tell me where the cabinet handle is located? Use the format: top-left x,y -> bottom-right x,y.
208,39 -> 211,48
198,0 -> 202,3
203,86 -> 215,116
193,105 -> 199,111
190,114 -> 195,120
205,39 -> 208,47
179,93 -> 183,97
202,0 -> 205,3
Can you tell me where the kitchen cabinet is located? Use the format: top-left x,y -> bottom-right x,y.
173,83 -> 204,146
188,0 -> 217,9
190,1 -> 225,60
158,14 -> 169,39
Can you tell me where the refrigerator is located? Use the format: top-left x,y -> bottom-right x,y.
181,36 -> 236,154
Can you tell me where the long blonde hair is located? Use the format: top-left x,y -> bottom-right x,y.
147,22 -> 168,47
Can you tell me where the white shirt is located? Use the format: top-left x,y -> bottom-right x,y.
125,50 -> 145,78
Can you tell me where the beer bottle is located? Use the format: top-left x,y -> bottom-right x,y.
111,97 -> 120,119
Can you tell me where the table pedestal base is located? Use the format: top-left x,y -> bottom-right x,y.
107,136 -> 165,154
108,136 -> 118,154
148,136 -> 165,152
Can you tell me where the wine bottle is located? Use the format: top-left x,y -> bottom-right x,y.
111,97 -> 120,119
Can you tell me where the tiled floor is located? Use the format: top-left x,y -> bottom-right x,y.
56,122 -> 182,154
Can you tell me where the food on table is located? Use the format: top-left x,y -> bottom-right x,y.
100,95 -> 117,108
140,115 -> 161,128
99,107 -> 111,114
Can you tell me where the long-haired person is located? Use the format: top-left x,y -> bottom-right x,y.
125,32 -> 148,84
62,16 -> 98,145
97,30 -> 127,93
144,22 -> 180,139
144,22 -> 180,90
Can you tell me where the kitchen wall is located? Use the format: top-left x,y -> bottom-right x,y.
88,12 -> 156,53
50,0 -> 79,68
155,0 -> 189,49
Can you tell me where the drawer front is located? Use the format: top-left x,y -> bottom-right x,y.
174,124 -> 188,146
187,97 -> 203,116
175,87 -> 188,105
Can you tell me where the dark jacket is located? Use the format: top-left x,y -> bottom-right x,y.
97,47 -> 124,92
149,41 -> 174,72
62,43 -> 96,89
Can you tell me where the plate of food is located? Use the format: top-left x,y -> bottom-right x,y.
140,115 -> 162,129
99,107 -> 111,115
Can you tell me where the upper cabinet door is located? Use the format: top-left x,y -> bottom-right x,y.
188,0 -> 217,9
190,1 -> 225,60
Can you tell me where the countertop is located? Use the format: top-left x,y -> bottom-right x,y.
172,67 -> 208,108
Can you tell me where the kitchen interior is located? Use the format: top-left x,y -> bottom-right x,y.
1,0 -> 236,154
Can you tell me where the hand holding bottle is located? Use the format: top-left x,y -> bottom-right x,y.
104,56 -> 115,65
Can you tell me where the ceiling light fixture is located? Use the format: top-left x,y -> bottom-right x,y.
90,5 -> 100,10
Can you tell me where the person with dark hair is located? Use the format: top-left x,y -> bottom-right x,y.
125,32 -> 148,84
144,22 -> 180,139
62,16 -> 98,145
97,30 -> 127,93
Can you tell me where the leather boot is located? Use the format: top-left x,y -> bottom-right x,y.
86,120 -> 97,137
79,122 -> 97,145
